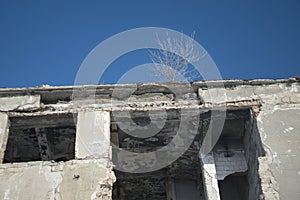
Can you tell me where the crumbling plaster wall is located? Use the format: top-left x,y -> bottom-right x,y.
257,106 -> 300,200
0,94 -> 115,200
199,79 -> 300,200
0,78 -> 299,200
254,84 -> 300,200
0,159 -> 115,200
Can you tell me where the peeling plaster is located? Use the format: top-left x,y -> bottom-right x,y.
0,79 -> 299,199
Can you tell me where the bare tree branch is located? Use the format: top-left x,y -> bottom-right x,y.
149,32 -> 206,82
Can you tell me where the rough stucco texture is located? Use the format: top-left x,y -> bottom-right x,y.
0,95 -> 40,112
258,106 -> 300,200
0,159 -> 115,200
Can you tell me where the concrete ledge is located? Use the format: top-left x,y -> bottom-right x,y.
0,95 -> 40,111
199,83 -> 300,105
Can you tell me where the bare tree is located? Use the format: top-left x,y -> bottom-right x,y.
149,32 -> 206,82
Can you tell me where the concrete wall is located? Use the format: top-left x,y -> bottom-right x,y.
106,80 -> 300,200
200,80 -> 300,200
0,159 -> 115,200
0,79 -> 299,199
0,109 -> 115,200
243,118 -> 265,200
258,106 -> 300,200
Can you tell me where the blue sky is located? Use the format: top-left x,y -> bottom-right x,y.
0,0 -> 300,87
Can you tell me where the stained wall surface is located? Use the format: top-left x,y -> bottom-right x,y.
258,106 -> 300,199
0,78 -> 299,199
199,79 -> 300,200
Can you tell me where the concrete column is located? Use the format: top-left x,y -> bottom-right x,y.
200,153 -> 221,200
166,178 -> 177,200
75,111 -> 111,159
0,112 -> 9,163
35,128 -> 52,161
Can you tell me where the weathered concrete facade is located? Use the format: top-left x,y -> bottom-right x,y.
0,78 -> 299,199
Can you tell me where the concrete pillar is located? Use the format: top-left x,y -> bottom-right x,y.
75,111 -> 111,159
166,178 -> 177,200
0,112 -> 9,163
35,128 -> 52,161
200,153 -> 221,200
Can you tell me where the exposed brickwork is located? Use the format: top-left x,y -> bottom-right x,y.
214,150 -> 247,180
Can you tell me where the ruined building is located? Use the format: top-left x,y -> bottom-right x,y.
0,78 -> 299,200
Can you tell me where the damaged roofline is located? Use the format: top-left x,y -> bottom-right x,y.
0,77 -> 299,93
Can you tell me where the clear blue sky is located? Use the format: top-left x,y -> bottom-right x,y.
0,0 -> 299,87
